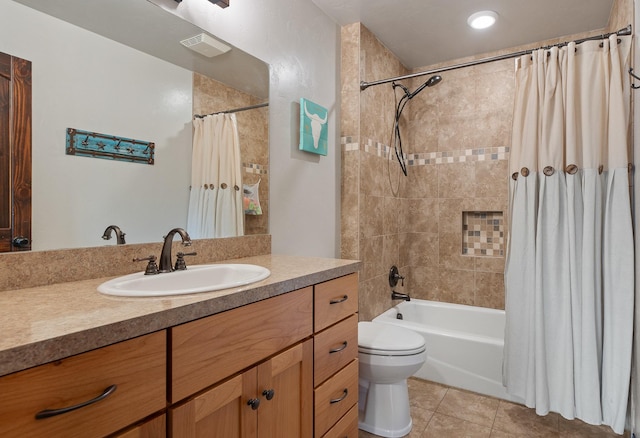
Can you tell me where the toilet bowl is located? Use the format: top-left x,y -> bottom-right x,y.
358,321 -> 426,438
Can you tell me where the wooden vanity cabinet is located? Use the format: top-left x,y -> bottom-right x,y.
169,287 -> 314,437
0,331 -> 166,438
0,270 -> 360,437
312,273 -> 359,437
170,340 -> 313,437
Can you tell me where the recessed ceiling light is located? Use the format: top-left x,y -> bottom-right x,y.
467,11 -> 498,30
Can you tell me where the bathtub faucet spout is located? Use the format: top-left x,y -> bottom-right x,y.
391,290 -> 410,301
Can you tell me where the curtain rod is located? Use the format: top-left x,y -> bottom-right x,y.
194,102 -> 269,118
360,25 -> 632,91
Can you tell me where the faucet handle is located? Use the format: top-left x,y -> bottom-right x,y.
133,255 -> 159,275
174,252 -> 197,271
389,265 -> 405,287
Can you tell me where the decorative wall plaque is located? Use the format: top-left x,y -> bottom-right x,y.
66,128 -> 154,165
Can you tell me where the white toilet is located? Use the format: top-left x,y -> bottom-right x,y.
358,321 -> 427,437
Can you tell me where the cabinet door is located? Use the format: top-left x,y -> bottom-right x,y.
170,370 -> 258,438
257,340 -> 313,438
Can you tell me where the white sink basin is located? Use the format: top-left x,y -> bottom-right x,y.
97,264 -> 271,297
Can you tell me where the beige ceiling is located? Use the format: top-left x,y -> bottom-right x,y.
311,0 -> 617,69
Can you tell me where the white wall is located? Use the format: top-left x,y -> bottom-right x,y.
152,0 -> 342,258
0,0 -> 193,250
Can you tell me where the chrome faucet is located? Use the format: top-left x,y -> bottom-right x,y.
102,225 -> 126,245
158,228 -> 192,273
391,290 -> 411,301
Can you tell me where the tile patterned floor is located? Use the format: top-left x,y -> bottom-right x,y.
359,378 -> 630,438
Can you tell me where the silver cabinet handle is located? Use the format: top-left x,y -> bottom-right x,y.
330,388 -> 348,404
35,385 -> 117,419
329,341 -> 348,354
329,295 -> 348,304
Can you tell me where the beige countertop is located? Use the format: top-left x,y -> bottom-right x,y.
0,254 -> 361,377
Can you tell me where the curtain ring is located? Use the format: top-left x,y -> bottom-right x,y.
234,185 -> 240,191
511,172 -> 519,180
209,184 -> 215,190
221,183 -> 228,189
598,165 -> 604,174
565,164 -> 578,175
543,166 -> 554,176
520,167 -> 530,177
629,163 -> 634,173
203,184 -> 208,190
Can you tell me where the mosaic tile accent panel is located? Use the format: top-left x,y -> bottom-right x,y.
462,211 -> 505,257
340,137 -> 509,163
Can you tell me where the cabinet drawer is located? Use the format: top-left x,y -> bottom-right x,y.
314,359 -> 358,437
322,404 -> 358,438
171,287 -> 313,402
0,331 -> 166,438
314,314 -> 358,386
314,273 -> 358,332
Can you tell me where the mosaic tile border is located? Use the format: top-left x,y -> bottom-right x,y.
341,136 -> 509,164
243,162 -> 268,175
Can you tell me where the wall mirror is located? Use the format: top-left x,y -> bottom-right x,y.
2,0 -> 269,251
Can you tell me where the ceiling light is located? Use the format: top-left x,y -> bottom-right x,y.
467,11 -> 498,30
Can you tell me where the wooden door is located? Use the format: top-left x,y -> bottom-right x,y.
0,51 -> 31,252
257,340 -> 313,438
170,370 -> 258,438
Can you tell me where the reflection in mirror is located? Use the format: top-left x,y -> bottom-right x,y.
2,0 -> 269,251
189,74 -> 269,238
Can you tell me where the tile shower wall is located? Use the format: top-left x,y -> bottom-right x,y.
193,73 -> 269,236
341,0 -> 632,321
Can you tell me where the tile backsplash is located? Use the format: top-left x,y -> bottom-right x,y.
0,235 -> 271,292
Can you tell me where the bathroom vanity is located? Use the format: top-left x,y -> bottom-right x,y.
0,254 -> 360,437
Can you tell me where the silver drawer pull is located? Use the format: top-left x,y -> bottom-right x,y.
329,295 -> 348,304
329,341 -> 348,354
35,385 -> 117,419
330,388 -> 348,404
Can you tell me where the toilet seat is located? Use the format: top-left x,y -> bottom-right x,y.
358,321 -> 426,356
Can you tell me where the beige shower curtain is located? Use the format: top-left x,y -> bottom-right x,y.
187,113 -> 244,238
503,35 -> 633,434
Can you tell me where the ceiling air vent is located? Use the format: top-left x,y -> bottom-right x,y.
180,33 -> 230,58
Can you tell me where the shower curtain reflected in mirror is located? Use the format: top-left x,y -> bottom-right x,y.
503,35 -> 633,434
187,113 -> 244,238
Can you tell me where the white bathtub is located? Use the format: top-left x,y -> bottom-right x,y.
373,299 -> 523,403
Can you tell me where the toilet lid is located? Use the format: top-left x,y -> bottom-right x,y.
358,321 -> 426,356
